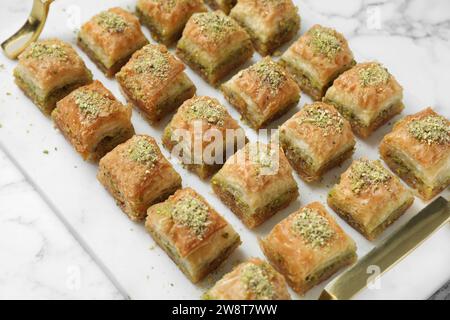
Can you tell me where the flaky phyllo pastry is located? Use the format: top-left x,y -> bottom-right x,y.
380,108 -> 450,200
204,258 -> 291,300
328,158 -> 414,240
14,39 -> 93,115
260,202 -> 357,295
52,80 -> 135,162
146,188 -> 241,283
98,135 -> 182,221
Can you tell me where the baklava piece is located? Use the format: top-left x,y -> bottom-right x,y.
116,44 -> 196,123
163,96 -> 246,179
145,188 -> 241,283
98,135 -> 182,221
328,158 -> 414,240
13,39 -> 92,115
324,62 -> 404,138
260,202 -> 357,295
136,0 -> 207,45
380,108 -> 450,201
205,0 -> 237,14
279,24 -> 355,101
78,7 -> 148,77
279,102 -> 356,182
176,11 -> 254,86
52,81 -> 135,162
212,142 -> 298,229
203,258 -> 291,300
222,57 -> 300,129
230,0 -> 300,56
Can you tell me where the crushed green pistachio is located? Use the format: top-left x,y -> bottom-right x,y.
128,138 -> 159,165
297,104 -> 344,135
350,159 -> 391,194
308,27 -> 342,59
408,115 -> 450,145
292,207 -> 335,247
359,64 -> 390,87
133,46 -> 170,77
96,11 -> 129,33
172,195 -> 211,238
74,90 -> 111,119
152,0 -> 177,10
241,263 -> 274,300
251,59 -> 286,95
43,150 -> 49,155
186,98 -> 226,126
192,12 -> 237,42
254,145 -> 276,170
24,42 -> 68,60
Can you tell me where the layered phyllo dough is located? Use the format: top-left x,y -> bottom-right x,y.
212,142 -> 298,229
222,57 -> 300,129
204,258 -> 291,300
380,108 -> 450,201
279,102 -> 356,182
328,158 -> 414,240
260,202 -> 357,295
176,11 -> 254,86
205,0 -> 237,14
116,44 -> 196,123
279,24 -> 355,101
145,188 -> 241,283
52,81 -> 135,162
78,7 -> 148,77
324,62 -> 404,138
97,135 -> 182,221
230,0 -> 300,56
13,39 -> 93,115
162,96 -> 246,179
136,0 -> 207,45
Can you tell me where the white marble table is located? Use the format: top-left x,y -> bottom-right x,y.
0,0 -> 449,300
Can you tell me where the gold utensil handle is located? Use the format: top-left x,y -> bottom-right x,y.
1,0 -> 54,59
320,196 -> 449,300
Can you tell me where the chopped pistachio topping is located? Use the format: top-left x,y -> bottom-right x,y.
128,138 -> 159,165
251,59 -> 286,95
308,28 -> 342,59
74,90 -> 110,119
254,145 -> 276,170
408,115 -> 450,145
297,104 -> 344,135
291,207 -> 335,247
358,64 -> 390,87
96,11 -> 129,33
241,264 -> 274,300
133,46 -> 170,77
350,159 -> 391,194
186,98 -> 226,126
25,42 -> 68,60
172,195 -> 211,239
192,12 -> 237,42
152,0 -> 177,10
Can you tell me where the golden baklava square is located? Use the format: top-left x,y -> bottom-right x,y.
78,7 -> 148,77
324,62 -> 404,138
13,39 -> 93,115
328,158 -> 414,240
145,188 -> 241,283
279,24 -> 355,101
98,135 -> 182,221
203,258 -> 291,300
205,0 -> 237,14
162,96 -> 247,179
380,108 -> 450,201
222,57 -> 300,129
176,11 -> 254,86
136,0 -> 207,45
279,102 -> 356,182
52,81 -> 135,162
212,142 -> 298,229
116,44 -> 196,123
260,202 -> 357,295
230,0 -> 300,56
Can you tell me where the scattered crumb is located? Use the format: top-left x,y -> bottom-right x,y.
0,123 -> 2,128
0,64 -> 4,70
6,92 -> 11,96
43,150 -> 49,155
149,244 -> 156,251
170,283 -> 174,287
74,165 -> 78,169
54,147 -> 58,151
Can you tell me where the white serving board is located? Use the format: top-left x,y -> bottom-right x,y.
0,0 -> 449,300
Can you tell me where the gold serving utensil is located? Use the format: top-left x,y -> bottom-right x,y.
320,196 -> 449,300
1,0 -> 55,59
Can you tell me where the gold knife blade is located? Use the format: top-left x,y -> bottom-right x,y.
320,196 -> 449,300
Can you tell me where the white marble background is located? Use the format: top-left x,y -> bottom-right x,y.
0,0 -> 449,299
